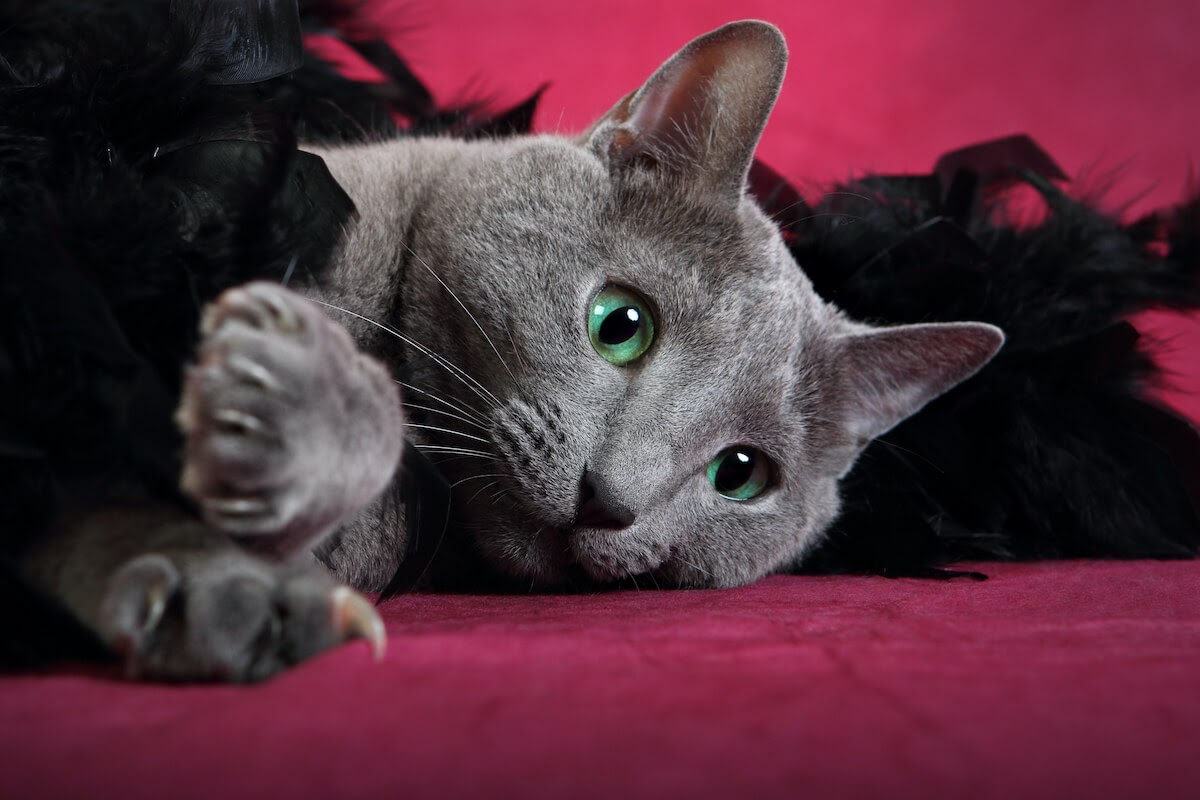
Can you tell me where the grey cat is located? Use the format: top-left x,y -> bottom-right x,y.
21,21 -> 1002,681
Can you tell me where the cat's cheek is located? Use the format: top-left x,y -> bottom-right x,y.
794,480 -> 844,557
674,493 -> 819,588
471,521 -> 572,585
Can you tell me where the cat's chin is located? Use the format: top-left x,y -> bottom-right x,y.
473,520 -> 675,589
568,527 -> 673,585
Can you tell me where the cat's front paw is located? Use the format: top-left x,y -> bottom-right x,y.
99,549 -> 384,682
177,282 -> 404,557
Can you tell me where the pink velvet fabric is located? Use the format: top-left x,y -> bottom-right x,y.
3,564 -> 1199,798
3,1 -> 1199,797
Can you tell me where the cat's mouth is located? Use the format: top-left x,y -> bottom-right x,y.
470,511 -> 674,589
449,441 -> 674,586
566,525 -> 673,584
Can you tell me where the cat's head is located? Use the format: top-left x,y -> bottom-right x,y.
402,21 -> 1003,588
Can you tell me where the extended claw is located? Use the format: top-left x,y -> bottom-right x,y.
255,286 -> 302,333
224,354 -> 282,393
200,284 -> 303,337
202,497 -> 270,517
331,586 -> 386,661
212,408 -> 272,437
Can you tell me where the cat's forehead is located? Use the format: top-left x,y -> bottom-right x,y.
475,138 -> 807,275
464,137 -> 609,211
447,135 -> 832,385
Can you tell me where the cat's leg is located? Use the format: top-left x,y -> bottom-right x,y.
63,280 -> 404,681
21,503 -> 384,682
21,283 -> 404,682
177,281 -> 406,563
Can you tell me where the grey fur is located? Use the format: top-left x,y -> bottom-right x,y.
295,20 -> 1002,589
22,502 -> 360,681
22,21 -> 1003,680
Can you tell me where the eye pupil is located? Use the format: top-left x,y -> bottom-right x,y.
706,446 -> 771,501
599,307 -> 640,345
713,450 -> 755,492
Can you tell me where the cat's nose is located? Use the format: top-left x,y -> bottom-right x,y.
574,470 -> 636,530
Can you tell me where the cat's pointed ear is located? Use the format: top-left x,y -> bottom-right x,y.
581,20 -> 787,202
835,321 -> 1004,459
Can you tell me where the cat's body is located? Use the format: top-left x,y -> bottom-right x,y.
14,20 -> 1004,680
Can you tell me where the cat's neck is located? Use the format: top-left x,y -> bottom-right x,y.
304,139 -> 454,341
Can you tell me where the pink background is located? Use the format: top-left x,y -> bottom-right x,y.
2,2 -> 1198,798
403,0 -> 1200,422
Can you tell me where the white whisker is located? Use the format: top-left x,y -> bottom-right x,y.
397,382 -> 488,428
777,211 -> 864,231
426,453 -> 485,467
311,298 -> 502,411
406,423 -> 491,445
450,472 -> 508,489
676,556 -> 713,578
466,480 -> 501,505
413,444 -> 496,459
502,320 -> 530,374
821,190 -> 878,205
401,241 -> 517,384
403,402 -> 490,433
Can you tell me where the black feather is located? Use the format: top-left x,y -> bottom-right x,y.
172,0 -> 305,85
749,136 -> 1200,576
377,446 -> 454,599
0,558 -> 110,669
0,0 -> 534,666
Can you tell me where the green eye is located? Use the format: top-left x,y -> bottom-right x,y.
588,285 -> 655,366
706,447 -> 771,501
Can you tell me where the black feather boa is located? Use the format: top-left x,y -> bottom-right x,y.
750,143 -> 1200,575
1,0 -> 1196,664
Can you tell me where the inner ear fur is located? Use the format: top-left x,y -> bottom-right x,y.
580,20 -> 787,202
836,321 -> 1005,448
